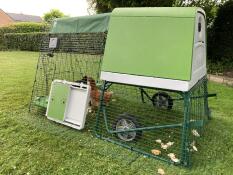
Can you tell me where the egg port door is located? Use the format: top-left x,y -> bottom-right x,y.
46,81 -> 70,121
63,84 -> 91,130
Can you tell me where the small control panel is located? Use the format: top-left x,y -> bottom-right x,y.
49,37 -> 58,48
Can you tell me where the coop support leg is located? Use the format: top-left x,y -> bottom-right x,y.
140,88 -> 146,103
203,78 -> 211,120
181,92 -> 191,167
94,81 -> 107,138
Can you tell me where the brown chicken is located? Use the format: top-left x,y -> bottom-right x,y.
86,77 -> 113,107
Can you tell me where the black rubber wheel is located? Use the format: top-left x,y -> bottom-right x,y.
152,92 -> 173,110
112,113 -> 142,142
47,52 -> 54,57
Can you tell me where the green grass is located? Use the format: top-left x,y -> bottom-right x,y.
0,51 -> 233,174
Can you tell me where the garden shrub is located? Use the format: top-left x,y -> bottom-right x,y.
0,22 -> 49,50
0,22 -> 49,33
207,56 -> 233,74
4,32 -> 47,51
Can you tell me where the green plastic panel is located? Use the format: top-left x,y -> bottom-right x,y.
112,7 -> 200,17
47,82 -> 70,121
102,8 -> 198,81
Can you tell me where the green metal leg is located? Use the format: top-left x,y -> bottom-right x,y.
203,78 -> 211,120
180,92 -> 191,167
94,80 -> 107,138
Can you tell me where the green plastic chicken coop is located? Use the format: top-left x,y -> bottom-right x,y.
95,7 -> 214,167
29,7 -> 214,167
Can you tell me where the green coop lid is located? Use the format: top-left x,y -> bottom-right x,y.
112,7 -> 204,17
101,7 -> 205,81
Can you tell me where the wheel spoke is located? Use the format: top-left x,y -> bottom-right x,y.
121,119 -> 128,127
127,122 -> 135,129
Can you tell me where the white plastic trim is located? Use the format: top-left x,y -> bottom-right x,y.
101,71 -> 206,91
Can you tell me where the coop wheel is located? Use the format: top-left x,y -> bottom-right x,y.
152,92 -> 173,110
47,52 -> 54,57
112,114 -> 142,142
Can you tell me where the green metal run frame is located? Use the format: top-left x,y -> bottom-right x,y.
94,77 -> 214,167
29,32 -> 107,113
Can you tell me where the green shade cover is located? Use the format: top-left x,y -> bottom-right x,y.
50,13 -> 110,33
102,7 -> 203,81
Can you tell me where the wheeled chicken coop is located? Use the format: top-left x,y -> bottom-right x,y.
29,13 -> 110,112
29,7 -> 214,167
95,7 -> 215,167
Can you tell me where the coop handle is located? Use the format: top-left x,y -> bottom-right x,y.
71,84 -> 87,90
194,41 -> 204,47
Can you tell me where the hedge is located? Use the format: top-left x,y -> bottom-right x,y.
0,22 -> 49,33
208,0 -> 233,62
4,32 -> 47,51
0,22 -> 50,50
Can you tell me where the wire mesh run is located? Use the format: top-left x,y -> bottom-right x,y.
29,33 -> 106,113
28,31 -> 211,167
94,78 -> 210,167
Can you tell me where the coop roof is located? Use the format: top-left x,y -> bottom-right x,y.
111,7 -> 205,18
50,13 -> 110,33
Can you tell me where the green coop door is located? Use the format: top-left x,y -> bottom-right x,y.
47,82 -> 70,121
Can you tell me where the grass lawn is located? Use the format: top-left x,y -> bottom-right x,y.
0,51 -> 233,175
